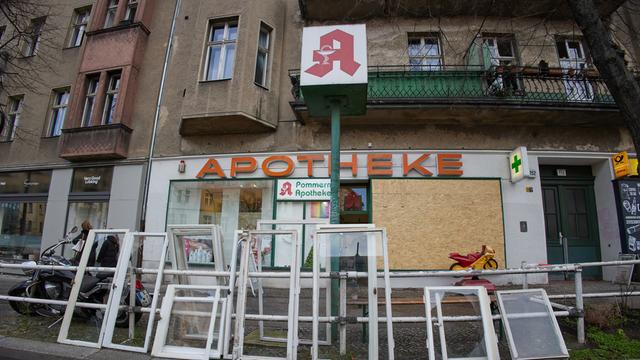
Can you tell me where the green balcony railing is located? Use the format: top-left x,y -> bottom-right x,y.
289,65 -> 617,109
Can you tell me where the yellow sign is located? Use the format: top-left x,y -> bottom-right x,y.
631,158 -> 638,176
613,151 -> 630,178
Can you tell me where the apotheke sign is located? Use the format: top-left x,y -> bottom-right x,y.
277,179 -> 331,201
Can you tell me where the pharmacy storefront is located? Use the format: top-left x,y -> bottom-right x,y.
145,150 -> 622,282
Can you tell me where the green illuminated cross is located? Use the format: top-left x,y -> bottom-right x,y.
512,154 -> 522,173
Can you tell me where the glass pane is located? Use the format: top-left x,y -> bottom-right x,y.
339,185 -> 367,211
223,44 -> 235,78
556,41 -> 568,59
167,180 -> 273,266
71,167 -> 113,193
424,38 -> 439,56
567,41 -> 583,58
211,26 -> 224,42
206,46 -> 221,80
497,290 -> 567,359
51,108 -> 65,136
64,202 -> 109,259
82,97 -> 94,126
0,171 -> 51,194
103,94 -> 117,124
227,25 -> 237,40
408,39 -> 421,56
0,202 -> 46,260
497,38 -> 513,57
254,52 -> 266,85
258,29 -> 268,49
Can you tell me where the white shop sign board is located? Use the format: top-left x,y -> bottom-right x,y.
300,24 -> 368,86
276,179 -> 331,201
509,146 -> 534,183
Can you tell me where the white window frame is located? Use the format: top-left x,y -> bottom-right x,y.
151,285 -> 228,360
254,23 -> 271,88
166,224 -> 226,277
124,0 -> 138,22
101,72 -> 121,125
82,76 -> 100,127
556,38 -> 588,70
69,7 -> 90,47
23,17 -> 45,57
232,229 -> 301,360
48,88 -> 69,136
104,0 -> 119,28
311,226 -> 395,360
2,95 -> 23,141
424,286 -> 499,360
203,19 -> 238,81
102,232 -> 169,353
57,229 -> 131,348
408,33 -> 443,71
256,219 -> 331,346
496,289 -> 569,360
483,35 -> 518,67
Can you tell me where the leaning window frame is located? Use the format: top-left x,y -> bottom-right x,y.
151,284 -> 228,359
232,229 -> 301,360
311,226 -> 395,360
57,229 -> 131,348
424,286 -> 500,360
102,232 -> 170,353
496,289 -> 569,360
203,19 -> 238,81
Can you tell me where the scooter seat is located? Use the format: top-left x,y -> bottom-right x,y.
80,276 -> 101,292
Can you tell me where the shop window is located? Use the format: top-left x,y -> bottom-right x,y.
104,0 -> 119,28
254,22 -> 272,88
203,19 -> 238,81
22,17 -> 45,57
81,75 -> 100,127
0,170 -> 51,261
167,180 -> 274,262
124,0 -> 138,22
102,72 -> 121,125
68,7 -> 90,47
1,95 -> 23,142
48,88 -> 70,137
408,33 -> 442,71
70,166 -> 114,193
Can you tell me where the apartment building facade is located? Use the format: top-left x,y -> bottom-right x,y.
1,0 -> 636,282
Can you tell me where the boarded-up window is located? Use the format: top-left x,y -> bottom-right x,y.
371,179 -> 505,270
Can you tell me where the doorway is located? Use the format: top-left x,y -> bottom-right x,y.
541,166 -> 601,279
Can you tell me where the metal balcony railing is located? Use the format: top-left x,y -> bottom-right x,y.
289,65 -> 617,109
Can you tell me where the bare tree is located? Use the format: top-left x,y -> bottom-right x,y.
568,0 -> 640,161
0,0 -> 57,139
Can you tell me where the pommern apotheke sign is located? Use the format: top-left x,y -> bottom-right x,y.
277,179 -> 331,201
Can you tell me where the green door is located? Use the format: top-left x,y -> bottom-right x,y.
543,182 -> 602,279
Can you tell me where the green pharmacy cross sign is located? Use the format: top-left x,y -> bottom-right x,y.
509,146 -> 532,183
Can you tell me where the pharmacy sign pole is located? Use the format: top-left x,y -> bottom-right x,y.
300,24 -> 368,224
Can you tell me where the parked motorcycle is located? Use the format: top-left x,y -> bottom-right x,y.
449,245 -> 499,271
8,227 -> 151,327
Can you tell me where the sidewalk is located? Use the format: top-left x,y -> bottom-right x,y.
0,335 -> 154,360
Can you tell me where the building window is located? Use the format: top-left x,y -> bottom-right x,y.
23,17 -> 45,57
483,35 -> 518,66
204,19 -> 238,81
48,88 -> 70,137
124,0 -> 138,22
104,0 -> 119,28
408,34 -> 442,71
1,96 -> 23,142
102,72 -> 121,125
82,75 -> 99,127
254,23 -> 271,88
68,7 -> 90,47
556,38 -> 588,69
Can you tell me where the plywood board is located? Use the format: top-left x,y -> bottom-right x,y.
372,179 -> 505,270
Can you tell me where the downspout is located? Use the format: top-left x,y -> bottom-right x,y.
139,0 -> 180,230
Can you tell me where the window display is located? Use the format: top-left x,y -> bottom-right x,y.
0,201 -> 47,259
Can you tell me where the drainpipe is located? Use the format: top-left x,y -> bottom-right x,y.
139,0 -> 181,230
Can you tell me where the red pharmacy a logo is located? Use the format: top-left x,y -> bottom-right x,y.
279,181 -> 293,196
305,29 -> 361,78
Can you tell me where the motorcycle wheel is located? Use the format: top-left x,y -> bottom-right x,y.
8,288 -> 34,315
483,259 -> 499,270
114,298 -> 143,328
449,263 -> 465,271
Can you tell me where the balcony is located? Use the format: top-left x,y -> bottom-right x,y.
289,65 -> 622,125
59,124 -> 132,162
299,0 -> 625,21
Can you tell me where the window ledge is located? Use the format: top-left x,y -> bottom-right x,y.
199,78 -> 232,84
62,45 -> 81,50
254,82 -> 270,91
41,135 -> 61,139
0,140 -> 14,144
86,21 -> 150,37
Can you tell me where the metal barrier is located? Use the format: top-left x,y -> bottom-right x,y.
1,258 -> 640,349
